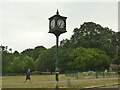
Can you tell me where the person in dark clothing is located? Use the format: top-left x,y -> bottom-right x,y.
55,68 -> 59,82
56,73 -> 59,82
24,69 -> 31,83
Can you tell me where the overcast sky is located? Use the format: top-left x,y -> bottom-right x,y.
0,1 -> 119,52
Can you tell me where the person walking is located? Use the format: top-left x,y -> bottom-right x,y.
24,69 -> 31,84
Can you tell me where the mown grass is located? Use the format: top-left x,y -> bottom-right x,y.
2,74 -> 67,88
71,78 -> 118,88
0,76 -> 2,89
2,74 -> 118,88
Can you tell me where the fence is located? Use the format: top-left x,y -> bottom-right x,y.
65,70 -> 118,79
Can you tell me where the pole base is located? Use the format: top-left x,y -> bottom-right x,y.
55,82 -> 59,89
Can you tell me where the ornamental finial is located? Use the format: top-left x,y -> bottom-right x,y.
56,9 -> 59,15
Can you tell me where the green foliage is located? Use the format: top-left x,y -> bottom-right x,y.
21,48 -> 34,58
2,49 -> 35,74
11,57 -> 24,74
2,51 -> 14,75
13,51 -> 19,57
35,49 -> 56,72
61,22 -> 117,59
22,55 -> 35,71
70,47 -> 110,71
113,47 -> 120,65
59,47 -> 73,72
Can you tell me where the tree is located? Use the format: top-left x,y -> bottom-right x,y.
11,57 -> 24,74
22,55 -> 35,71
112,32 -> 120,66
11,56 -> 35,74
113,32 -> 120,48
9,48 -> 12,53
1,46 -> 5,51
113,47 -> 120,65
59,47 -> 73,72
2,50 -> 14,75
5,46 -> 8,51
32,46 -> 47,60
70,47 -> 110,71
60,39 -> 71,48
21,48 -> 33,58
35,49 -> 55,72
13,51 -> 20,57
61,22 -> 116,59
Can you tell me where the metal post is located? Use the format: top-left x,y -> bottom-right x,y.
55,35 -> 59,89
56,35 -> 59,69
118,65 -> 120,90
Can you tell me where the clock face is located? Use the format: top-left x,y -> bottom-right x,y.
50,19 -> 55,29
57,19 -> 65,29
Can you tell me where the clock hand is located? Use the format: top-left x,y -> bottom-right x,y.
59,22 -> 62,27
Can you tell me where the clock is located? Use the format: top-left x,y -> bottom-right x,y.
50,19 -> 55,29
48,10 -> 67,36
57,19 -> 65,29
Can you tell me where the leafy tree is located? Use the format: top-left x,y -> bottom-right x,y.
1,46 -> 6,51
60,39 -> 71,48
13,51 -> 20,57
59,47 -> 73,72
11,57 -> 24,74
113,47 -> 120,65
113,32 -> 120,65
32,46 -> 47,61
21,48 -> 33,58
11,56 -> 35,74
61,22 -> 116,59
9,48 -> 12,53
20,46 -> 46,61
113,32 -> 120,48
22,55 -> 35,71
70,47 -> 110,71
35,49 -> 55,72
2,51 -> 14,75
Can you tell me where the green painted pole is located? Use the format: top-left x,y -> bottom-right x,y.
56,35 -> 59,69
55,35 -> 59,89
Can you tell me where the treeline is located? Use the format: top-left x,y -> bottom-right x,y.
2,22 -> 120,75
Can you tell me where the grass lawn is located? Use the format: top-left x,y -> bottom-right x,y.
2,74 -> 118,88
0,76 -> 2,89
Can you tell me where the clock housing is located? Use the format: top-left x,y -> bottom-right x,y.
49,10 -> 67,36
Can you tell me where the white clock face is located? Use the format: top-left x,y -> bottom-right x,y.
57,19 -> 65,29
50,19 -> 55,29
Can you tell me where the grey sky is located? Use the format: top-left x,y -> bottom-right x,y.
0,1 -> 118,52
